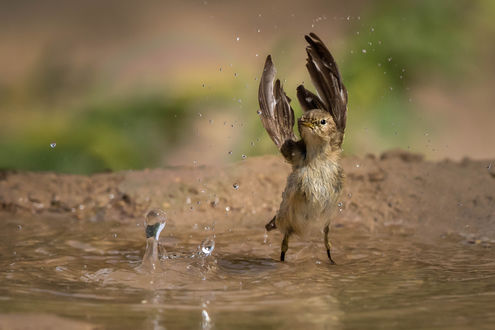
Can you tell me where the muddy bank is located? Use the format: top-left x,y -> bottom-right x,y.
1,150 -> 494,242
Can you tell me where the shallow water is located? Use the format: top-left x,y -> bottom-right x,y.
1,214 -> 494,329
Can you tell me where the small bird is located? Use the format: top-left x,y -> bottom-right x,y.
258,33 -> 348,263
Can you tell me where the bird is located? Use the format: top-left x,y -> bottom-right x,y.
258,33 -> 348,263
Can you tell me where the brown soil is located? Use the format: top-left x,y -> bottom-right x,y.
1,150 -> 494,242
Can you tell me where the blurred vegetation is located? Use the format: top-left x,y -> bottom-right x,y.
0,94 -> 194,173
341,0 -> 474,153
0,0 -> 493,173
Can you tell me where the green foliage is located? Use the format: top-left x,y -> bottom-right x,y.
341,0 -> 473,153
0,95 -> 194,174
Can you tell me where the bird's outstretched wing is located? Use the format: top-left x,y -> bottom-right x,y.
299,32 -> 348,134
258,55 -> 297,149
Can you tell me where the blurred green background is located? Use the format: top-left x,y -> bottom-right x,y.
1,0 -> 494,173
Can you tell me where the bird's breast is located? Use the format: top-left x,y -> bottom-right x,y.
293,161 -> 341,210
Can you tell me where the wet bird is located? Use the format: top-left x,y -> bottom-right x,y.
258,33 -> 348,263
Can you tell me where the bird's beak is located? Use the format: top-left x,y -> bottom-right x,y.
300,121 -> 314,129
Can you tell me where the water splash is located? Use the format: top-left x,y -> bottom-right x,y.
201,237 -> 215,257
140,209 -> 167,272
145,209 -> 167,240
201,309 -> 212,330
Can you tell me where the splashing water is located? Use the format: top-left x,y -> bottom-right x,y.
50,142 -> 57,148
145,209 -> 167,240
202,309 -> 212,330
201,237 -> 215,256
140,209 -> 168,272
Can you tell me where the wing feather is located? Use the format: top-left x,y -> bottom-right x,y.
296,85 -> 326,112
258,55 -> 296,149
304,33 -> 348,133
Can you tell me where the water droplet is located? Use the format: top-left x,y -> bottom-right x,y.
338,202 -> 343,207
257,28 -> 261,33
50,142 -> 56,148
388,57 -> 392,62
236,36 -> 240,41
241,154 -> 247,159
202,309 -> 211,328
370,27 -> 375,32
145,209 -> 167,240
257,110 -> 262,115
355,164 -> 360,168
225,206 -> 231,212
201,237 -> 215,256
233,183 -> 239,190
361,49 -> 367,53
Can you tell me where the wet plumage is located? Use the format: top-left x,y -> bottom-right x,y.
258,33 -> 348,263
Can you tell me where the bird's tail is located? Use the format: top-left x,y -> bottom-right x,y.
265,216 -> 277,231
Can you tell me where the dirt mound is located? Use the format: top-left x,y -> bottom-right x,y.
1,150 -> 494,242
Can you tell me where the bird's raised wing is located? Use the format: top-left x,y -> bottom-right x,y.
299,33 -> 348,134
258,55 -> 297,149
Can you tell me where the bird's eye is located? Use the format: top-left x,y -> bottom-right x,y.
320,119 -> 326,125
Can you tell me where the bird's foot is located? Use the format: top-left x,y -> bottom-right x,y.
327,249 -> 336,265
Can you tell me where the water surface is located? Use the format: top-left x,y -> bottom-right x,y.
1,214 -> 494,329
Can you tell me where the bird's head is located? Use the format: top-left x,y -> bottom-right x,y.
298,109 -> 341,149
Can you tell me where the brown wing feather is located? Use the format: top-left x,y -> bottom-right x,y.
296,85 -> 326,112
258,55 -> 297,149
304,33 -> 348,133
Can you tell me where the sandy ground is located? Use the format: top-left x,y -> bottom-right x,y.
1,150 -> 494,243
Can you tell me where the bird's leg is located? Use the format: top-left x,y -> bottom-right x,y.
280,233 -> 290,262
324,224 -> 336,265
